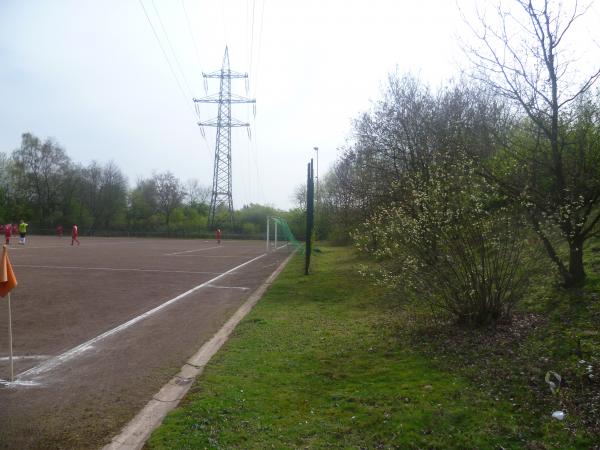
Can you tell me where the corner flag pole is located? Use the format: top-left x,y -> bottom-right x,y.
1,245 -> 18,382
7,292 -> 13,381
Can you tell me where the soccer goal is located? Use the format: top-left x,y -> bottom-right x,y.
265,216 -> 301,252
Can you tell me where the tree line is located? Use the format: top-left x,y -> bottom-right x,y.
308,0 -> 600,326
0,132 -> 292,237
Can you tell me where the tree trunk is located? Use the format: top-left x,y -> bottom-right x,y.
530,215 -> 571,284
567,237 -> 586,287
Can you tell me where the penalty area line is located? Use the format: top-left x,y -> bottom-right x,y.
164,246 -> 222,256
16,253 -> 267,382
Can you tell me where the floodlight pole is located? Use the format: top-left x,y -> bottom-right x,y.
313,147 -> 319,241
313,147 -> 319,200
305,159 -> 314,275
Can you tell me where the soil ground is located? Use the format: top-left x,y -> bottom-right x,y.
0,235 -> 291,449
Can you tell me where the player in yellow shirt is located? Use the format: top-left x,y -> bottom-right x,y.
18,220 -> 28,245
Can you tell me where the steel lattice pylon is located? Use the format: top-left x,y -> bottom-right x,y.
194,47 -> 255,229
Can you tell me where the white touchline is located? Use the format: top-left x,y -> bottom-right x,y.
16,253 -> 267,381
13,264 -> 222,275
207,284 -> 250,291
0,355 -> 50,362
171,255 -> 255,258
164,246 -> 222,256
0,379 -> 40,387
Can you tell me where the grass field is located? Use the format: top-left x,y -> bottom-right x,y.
147,246 -> 597,449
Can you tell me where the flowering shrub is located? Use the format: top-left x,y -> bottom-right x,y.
354,151 -> 530,326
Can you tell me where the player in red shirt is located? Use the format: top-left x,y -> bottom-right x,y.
11,223 -> 18,235
71,224 -> 80,246
4,223 -> 11,245
215,228 -> 222,245
56,224 -> 64,237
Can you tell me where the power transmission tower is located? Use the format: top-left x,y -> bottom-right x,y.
194,46 -> 255,229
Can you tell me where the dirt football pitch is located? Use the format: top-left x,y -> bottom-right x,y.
0,235 -> 292,449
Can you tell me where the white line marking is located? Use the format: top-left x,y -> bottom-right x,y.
16,253 -> 267,381
0,355 -> 50,362
8,245 -> 67,250
164,246 -> 222,256
9,241 -> 142,250
0,379 -> 41,387
13,264 -> 222,275
103,251 -> 296,449
206,284 -> 250,291
80,240 -> 141,247
218,245 -> 271,249
170,255 -> 256,258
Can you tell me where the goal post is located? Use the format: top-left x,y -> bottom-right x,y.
265,216 -> 301,252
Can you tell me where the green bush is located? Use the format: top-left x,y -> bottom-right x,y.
355,152 -> 531,326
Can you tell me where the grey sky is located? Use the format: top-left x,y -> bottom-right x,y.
3,0 -> 596,209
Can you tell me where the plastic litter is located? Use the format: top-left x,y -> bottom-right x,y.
551,411 -> 565,421
545,371 -> 561,394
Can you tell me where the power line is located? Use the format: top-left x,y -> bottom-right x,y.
181,0 -> 204,75
151,0 -> 194,98
138,0 -> 210,157
250,0 -> 266,205
253,0 -> 267,96
138,0 -> 189,104
248,0 -> 256,79
251,121 -> 265,204
178,0 -> 212,156
245,0 -> 250,70
220,0 -> 228,45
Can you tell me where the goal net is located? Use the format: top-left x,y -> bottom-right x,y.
266,216 -> 301,252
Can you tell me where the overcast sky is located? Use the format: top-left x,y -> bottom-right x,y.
2,0 -> 597,210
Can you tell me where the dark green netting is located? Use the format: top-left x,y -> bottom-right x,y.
272,217 -> 302,251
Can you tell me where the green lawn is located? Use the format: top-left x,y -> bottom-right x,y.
147,247 -> 595,449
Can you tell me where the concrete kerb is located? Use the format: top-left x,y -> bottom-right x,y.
103,251 -> 296,450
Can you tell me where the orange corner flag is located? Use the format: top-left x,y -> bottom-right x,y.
0,245 -> 17,297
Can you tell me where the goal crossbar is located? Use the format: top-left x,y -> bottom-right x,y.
265,216 -> 301,252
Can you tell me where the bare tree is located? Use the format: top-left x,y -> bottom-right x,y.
77,161 -> 127,230
98,161 -> 128,228
464,0 -> 600,286
153,172 -> 185,226
292,184 -> 306,211
330,74 -> 505,234
184,178 -> 210,206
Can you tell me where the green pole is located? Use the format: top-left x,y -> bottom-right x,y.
305,159 -> 314,275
